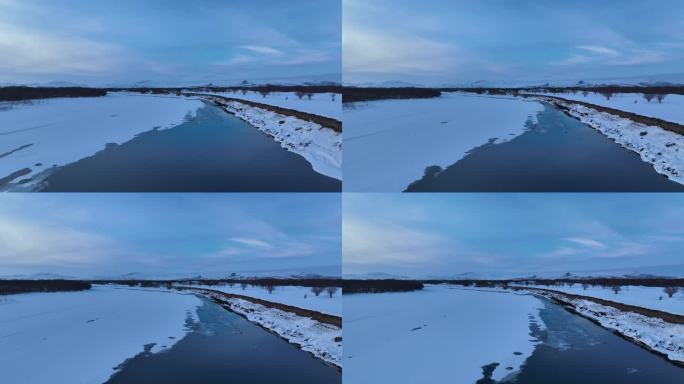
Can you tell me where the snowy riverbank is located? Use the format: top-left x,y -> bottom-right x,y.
536,96 -> 684,185
0,92 -> 203,190
208,97 -> 341,180
193,289 -> 342,367
196,91 -> 341,120
534,289 -> 684,364
343,92 -> 543,191
534,92 -> 684,125
343,285 -> 545,383
176,284 -> 341,316
521,284 -> 684,316
0,285 -> 202,383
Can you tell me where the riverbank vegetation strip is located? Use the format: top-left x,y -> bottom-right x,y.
188,93 -> 340,132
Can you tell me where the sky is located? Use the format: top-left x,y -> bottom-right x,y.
343,0 -> 684,86
0,0 -> 341,86
344,194 -> 684,279
0,194 -> 341,279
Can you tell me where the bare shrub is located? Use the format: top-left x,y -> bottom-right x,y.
311,286 -> 324,296
326,286 -> 339,298
664,286 -> 679,298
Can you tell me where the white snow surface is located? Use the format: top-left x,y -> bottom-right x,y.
523,284 -> 684,316
0,92 -> 203,188
343,93 -> 544,191
196,290 -> 341,367
538,96 -> 684,184
210,97 -> 342,180
197,91 -> 341,120
176,284 -> 341,316
535,290 -> 684,364
343,285 -> 546,384
535,92 -> 684,125
0,285 -> 202,384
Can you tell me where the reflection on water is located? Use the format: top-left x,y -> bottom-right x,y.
107,297 -> 340,384
407,104 -> 684,191
42,102 -> 340,192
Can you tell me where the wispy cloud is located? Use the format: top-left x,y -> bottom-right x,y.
239,45 -> 285,56
343,25 -> 458,75
229,237 -> 273,249
0,23 -> 123,75
343,217 -> 448,266
564,237 -> 608,249
577,45 -> 620,56
0,215 -> 110,266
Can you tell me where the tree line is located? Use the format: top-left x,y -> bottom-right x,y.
0,87 -> 106,101
0,280 -> 92,295
343,279 -> 424,294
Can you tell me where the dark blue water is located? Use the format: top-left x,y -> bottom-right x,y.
491,299 -> 684,384
406,104 -> 684,191
107,297 -> 340,384
41,102 -> 340,192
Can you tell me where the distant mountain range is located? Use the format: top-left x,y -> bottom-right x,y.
344,264 -> 684,281
1,265 -> 341,281
0,73 -> 341,89
345,72 -> 684,89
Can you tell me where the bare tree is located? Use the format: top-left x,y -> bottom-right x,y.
259,90 -> 270,98
240,282 -> 248,290
601,91 -> 614,100
582,283 -> 589,291
643,93 -> 655,102
295,91 -> 306,100
656,94 -> 667,103
325,286 -> 339,298
331,93 -> 336,102
664,286 -> 679,298
311,286 -> 324,296
265,285 -> 275,294
306,92 -> 314,100
611,285 -> 622,294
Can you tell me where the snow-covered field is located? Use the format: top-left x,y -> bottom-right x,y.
535,290 -> 684,364
343,285 -> 545,383
535,92 -> 684,125
0,285 -> 202,384
196,289 -> 341,367
523,284 -> 684,316
197,91 -> 341,120
210,97 -> 342,180
343,93 -> 544,191
176,284 -> 341,316
0,92 -> 203,189
537,96 -> 684,185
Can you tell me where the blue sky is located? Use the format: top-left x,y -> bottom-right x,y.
343,0 -> 684,85
0,0 -> 341,86
344,194 -> 684,278
0,194 -> 341,278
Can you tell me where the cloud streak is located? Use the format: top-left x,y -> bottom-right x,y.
343,0 -> 684,85
343,194 -> 684,278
